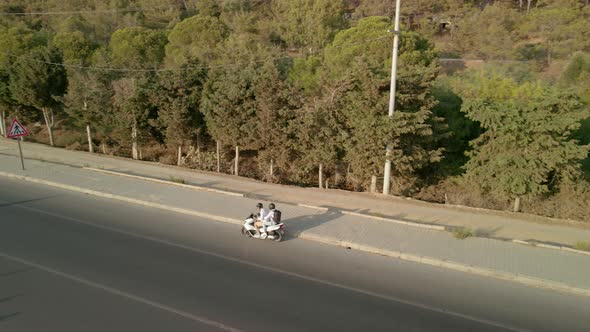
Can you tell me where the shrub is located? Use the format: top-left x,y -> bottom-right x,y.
169,176 -> 186,184
453,227 -> 473,240
574,241 -> 590,252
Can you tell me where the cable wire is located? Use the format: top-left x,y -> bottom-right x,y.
0,35 -> 393,73
0,3 -> 183,16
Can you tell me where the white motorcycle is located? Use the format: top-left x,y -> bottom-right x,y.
241,214 -> 285,242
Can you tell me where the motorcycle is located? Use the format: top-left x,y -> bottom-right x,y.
241,213 -> 285,242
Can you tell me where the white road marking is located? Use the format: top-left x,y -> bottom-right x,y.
2,199 -> 528,332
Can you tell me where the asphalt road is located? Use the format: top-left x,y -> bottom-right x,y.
0,178 -> 589,332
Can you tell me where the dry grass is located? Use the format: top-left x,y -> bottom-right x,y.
453,227 -> 474,240
574,241 -> 590,252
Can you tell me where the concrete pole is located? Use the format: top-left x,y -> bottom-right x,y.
216,140 -> 221,172
319,163 -> 323,189
235,145 -> 239,176
370,175 -> 377,193
383,0 -> 402,195
177,145 -> 182,166
86,124 -> 94,153
0,110 -> 6,137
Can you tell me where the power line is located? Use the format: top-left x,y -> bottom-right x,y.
0,4 -> 183,16
0,35 -> 393,73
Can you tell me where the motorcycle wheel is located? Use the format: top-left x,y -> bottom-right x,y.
272,231 -> 283,242
241,227 -> 255,237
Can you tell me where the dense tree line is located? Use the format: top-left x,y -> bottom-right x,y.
0,0 -> 589,220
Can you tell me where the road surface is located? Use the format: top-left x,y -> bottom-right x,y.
0,178 -> 588,331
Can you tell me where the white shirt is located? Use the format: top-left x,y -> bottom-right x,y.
258,208 -> 268,220
263,209 -> 276,225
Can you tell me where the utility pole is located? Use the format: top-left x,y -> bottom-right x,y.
383,0 -> 402,195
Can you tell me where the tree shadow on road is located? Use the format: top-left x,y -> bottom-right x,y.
0,196 -> 59,209
474,226 -> 503,238
0,268 -> 32,278
0,295 -> 21,303
0,312 -> 21,322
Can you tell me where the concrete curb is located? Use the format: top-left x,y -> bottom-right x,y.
297,203 -> 329,211
298,233 -> 590,298
340,211 -> 446,231
1,171 -> 589,298
83,167 -> 244,197
65,167 -> 590,255
0,172 -> 243,226
512,239 -> 590,257
85,167 -> 445,232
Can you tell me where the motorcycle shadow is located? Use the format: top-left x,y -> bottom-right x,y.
282,209 -> 344,242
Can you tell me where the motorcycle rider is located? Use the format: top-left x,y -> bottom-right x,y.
249,203 -> 266,234
247,203 -> 268,226
258,203 -> 277,239
256,203 -> 268,233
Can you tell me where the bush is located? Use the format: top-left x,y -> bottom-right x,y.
169,176 -> 186,184
453,227 -> 473,240
574,241 -> 590,252
521,182 -> 590,222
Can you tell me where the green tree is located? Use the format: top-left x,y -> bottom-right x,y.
251,61 -> 301,181
63,69 -> 114,153
196,0 -> 221,17
8,46 -> 67,146
110,27 -> 167,70
460,73 -> 590,211
150,60 -> 208,164
561,52 -> 590,174
520,0 -> 590,61
323,17 -> 444,193
0,26 -> 47,65
288,55 -> 323,95
0,69 -> 13,137
54,31 -> 107,152
290,78 -> 348,188
431,79 -> 481,176
52,31 -> 95,65
270,0 -> 348,50
111,76 -> 155,160
450,3 -> 519,60
201,34 -> 280,175
0,27 -> 42,134
165,15 -> 228,67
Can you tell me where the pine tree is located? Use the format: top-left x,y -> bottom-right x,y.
323,17 -> 445,193
460,73 -> 590,211
151,60 -> 208,164
290,74 -> 349,188
8,46 -> 67,146
251,61 -> 301,181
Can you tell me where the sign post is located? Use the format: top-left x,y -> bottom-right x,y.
7,118 -> 30,170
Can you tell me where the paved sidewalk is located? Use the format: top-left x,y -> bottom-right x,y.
1,153 -> 589,296
1,139 -> 589,247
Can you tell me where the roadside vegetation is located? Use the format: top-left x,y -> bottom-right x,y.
1,0 -> 589,221
452,227 -> 474,240
574,241 -> 590,252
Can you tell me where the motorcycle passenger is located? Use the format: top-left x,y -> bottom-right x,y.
259,203 -> 277,239
256,202 -> 268,222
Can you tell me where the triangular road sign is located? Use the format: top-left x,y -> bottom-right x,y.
7,118 -> 30,138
